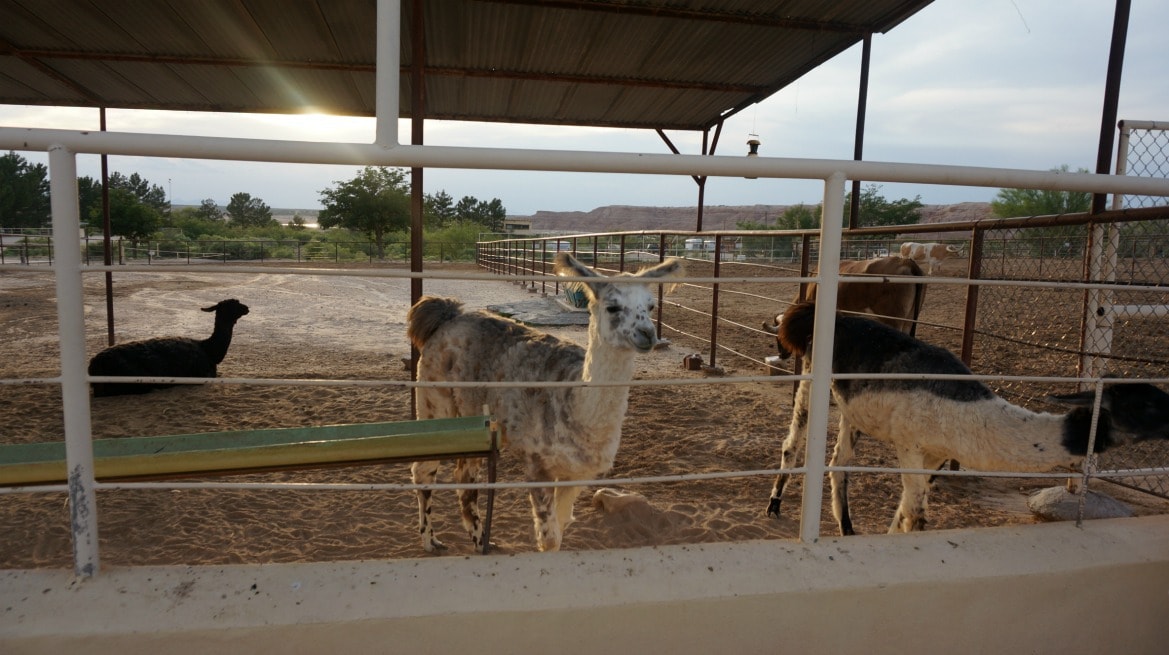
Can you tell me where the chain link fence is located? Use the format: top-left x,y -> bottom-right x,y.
1089,120 -> 1169,497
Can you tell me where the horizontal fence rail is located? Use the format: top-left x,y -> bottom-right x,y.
0,234 -> 477,265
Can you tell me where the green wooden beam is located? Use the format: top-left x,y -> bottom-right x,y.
0,416 -> 497,486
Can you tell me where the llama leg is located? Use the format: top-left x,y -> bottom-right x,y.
829,417 -> 861,536
553,485 -> 584,535
769,378 -> 810,518
529,486 -> 562,552
411,460 -> 447,552
453,457 -> 486,550
888,449 -> 931,533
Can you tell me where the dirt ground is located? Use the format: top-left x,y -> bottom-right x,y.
2,259 -> 1166,568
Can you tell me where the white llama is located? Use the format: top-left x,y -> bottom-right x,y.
406,253 -> 682,552
769,301 -> 1169,535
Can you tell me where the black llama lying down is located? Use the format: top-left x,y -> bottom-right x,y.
88,299 -> 250,397
769,300 -> 1169,535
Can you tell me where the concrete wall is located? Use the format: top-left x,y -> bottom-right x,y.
3,516 -> 1168,654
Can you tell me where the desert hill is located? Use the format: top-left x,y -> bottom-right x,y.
511,202 -> 993,233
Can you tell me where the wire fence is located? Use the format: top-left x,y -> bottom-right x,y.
1116,119 -> 1169,210
480,210 -> 1169,501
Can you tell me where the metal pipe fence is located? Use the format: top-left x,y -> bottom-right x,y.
0,234 -> 479,265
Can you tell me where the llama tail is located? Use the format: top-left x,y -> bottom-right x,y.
778,301 -> 817,358
407,296 -> 464,349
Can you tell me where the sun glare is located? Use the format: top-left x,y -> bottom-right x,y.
254,111 -> 373,142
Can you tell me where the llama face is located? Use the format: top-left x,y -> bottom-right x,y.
1104,383 -> 1169,440
201,298 -> 250,321
1053,382 -> 1169,442
594,281 -> 659,352
554,253 -> 682,353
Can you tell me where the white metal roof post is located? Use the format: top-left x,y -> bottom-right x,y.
797,171 -> 847,543
47,145 -> 100,577
374,0 -> 400,148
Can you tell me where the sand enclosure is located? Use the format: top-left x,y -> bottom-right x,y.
2,263 -> 1167,567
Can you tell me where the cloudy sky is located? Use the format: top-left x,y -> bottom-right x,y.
2,0 -> 1166,216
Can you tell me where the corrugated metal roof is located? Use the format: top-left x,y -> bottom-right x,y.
0,0 -> 934,131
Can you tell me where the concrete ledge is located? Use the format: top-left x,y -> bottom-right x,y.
3,515 -> 1169,654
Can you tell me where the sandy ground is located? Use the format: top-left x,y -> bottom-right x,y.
2,261 -> 1167,568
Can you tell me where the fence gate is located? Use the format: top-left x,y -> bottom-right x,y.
1085,119 -> 1169,498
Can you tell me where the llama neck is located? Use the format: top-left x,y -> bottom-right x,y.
925,397 -> 1097,472
576,325 -> 637,423
200,318 -> 238,364
847,391 -> 1111,473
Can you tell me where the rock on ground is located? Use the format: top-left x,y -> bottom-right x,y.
1027,486 -> 1133,522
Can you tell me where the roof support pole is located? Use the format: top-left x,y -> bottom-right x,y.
1079,0 -> 1129,384
1091,0 -> 1130,213
49,144 -> 101,577
410,0 -> 426,306
408,0 -> 426,419
848,33 -> 872,230
695,129 -> 708,231
99,107 -> 114,346
655,122 -> 723,232
374,0 -> 402,146
798,171 -> 847,544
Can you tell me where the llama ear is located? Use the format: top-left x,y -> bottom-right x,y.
637,258 -> 683,280
1047,390 -> 1096,407
637,258 -> 684,295
554,252 -> 600,279
201,303 -> 218,312
554,253 -> 608,300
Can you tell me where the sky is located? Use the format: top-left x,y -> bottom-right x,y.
1,0 -> 1167,216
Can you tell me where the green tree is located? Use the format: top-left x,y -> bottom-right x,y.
424,190 -> 456,229
426,219 -> 484,261
108,187 -> 162,245
735,204 -> 822,259
77,176 -> 104,231
225,192 -> 276,228
451,195 -> 506,232
109,172 -> 170,214
846,184 -> 923,231
318,166 -> 411,259
0,151 -> 51,229
775,203 -> 821,230
990,165 -> 1091,217
454,195 -> 479,223
195,198 -> 224,222
473,197 -> 507,232
78,172 -> 170,232
991,165 -> 1091,256
169,206 -> 230,239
